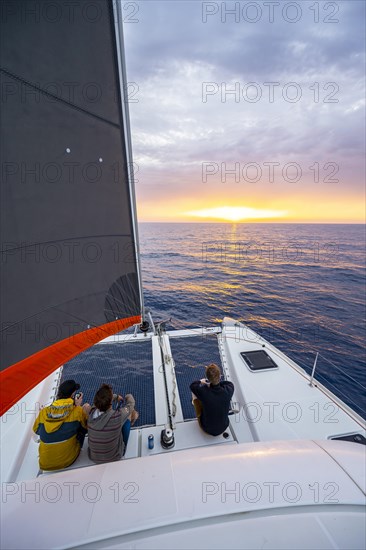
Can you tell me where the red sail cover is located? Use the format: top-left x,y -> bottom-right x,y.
0,317 -> 140,416
0,0 -> 142,414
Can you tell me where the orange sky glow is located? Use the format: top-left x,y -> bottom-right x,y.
124,2 -> 365,226
136,196 -> 365,223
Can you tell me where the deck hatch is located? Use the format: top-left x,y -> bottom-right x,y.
240,350 -> 279,372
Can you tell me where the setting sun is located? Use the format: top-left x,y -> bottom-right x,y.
184,206 -> 287,222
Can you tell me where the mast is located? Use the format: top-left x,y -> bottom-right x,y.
112,0 -> 146,325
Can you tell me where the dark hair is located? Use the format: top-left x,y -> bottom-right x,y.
206,363 -> 221,385
94,384 -> 113,412
57,379 -> 80,399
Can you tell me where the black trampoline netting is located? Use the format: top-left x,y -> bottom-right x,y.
170,335 -> 222,420
61,341 -> 154,427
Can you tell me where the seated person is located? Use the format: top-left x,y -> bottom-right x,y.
33,379 -> 91,470
190,363 -> 234,436
87,384 -> 138,464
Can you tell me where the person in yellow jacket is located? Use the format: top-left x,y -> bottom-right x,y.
33,379 -> 91,471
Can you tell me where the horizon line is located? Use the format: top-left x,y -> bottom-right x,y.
138,221 -> 366,225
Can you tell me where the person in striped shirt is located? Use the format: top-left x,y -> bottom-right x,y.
87,383 -> 138,464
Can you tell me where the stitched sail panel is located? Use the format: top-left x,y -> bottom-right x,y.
0,0 -> 141,377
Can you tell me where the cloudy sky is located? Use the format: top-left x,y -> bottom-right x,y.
122,0 -> 365,222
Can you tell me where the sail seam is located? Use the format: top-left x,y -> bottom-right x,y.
0,289 -> 129,333
1,234 -> 134,254
0,67 -> 121,129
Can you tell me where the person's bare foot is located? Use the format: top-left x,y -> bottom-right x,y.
130,410 -> 139,426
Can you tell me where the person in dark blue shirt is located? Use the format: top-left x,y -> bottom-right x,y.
190,364 -> 234,436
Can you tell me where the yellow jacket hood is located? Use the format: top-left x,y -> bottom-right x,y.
43,398 -> 75,432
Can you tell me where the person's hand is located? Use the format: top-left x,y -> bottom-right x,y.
200,378 -> 209,385
74,392 -> 83,406
117,395 -> 124,403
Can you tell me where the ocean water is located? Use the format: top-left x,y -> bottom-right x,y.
139,223 -> 366,417
63,223 -> 366,421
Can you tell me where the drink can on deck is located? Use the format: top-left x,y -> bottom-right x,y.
148,434 -> 154,449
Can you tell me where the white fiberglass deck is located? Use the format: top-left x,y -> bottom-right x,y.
2,440 -> 365,550
220,318 -> 365,442
1,320 -> 365,485
1,319 -> 365,550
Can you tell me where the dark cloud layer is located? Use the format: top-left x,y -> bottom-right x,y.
122,1 -> 365,217
125,1 -> 365,78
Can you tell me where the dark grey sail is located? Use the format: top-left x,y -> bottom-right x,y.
0,0 -> 143,411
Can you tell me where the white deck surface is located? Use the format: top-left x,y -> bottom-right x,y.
1,440 -> 365,550
220,318 -> 365,442
1,320 -> 365,549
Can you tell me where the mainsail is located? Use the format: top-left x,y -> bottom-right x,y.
0,0 -> 143,414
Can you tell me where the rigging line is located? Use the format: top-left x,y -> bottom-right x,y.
167,330 -> 221,340
160,334 -> 177,417
271,342 -> 366,392
317,353 -> 366,391
312,321 -> 363,340
217,336 -> 237,412
261,343 -> 366,413
157,328 -> 174,430
224,328 -> 365,416
314,371 -> 366,415
225,333 -> 365,393
218,351 -> 236,409
0,68 -> 121,129
170,341 -> 177,416
292,354 -> 366,421
295,355 -> 366,412
1,234 -> 134,254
